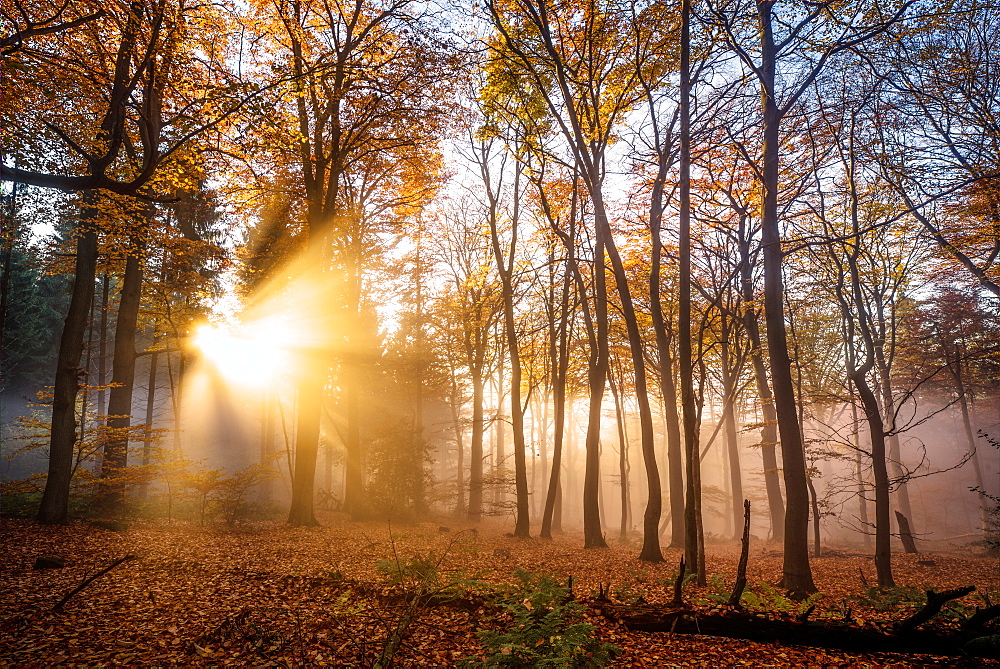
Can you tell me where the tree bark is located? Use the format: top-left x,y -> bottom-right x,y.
288,364 -> 322,526
487,162 -> 529,538
853,401 -> 873,550
720,321 -> 744,541
757,1 -> 814,594
583,234 -> 609,549
738,216 -> 784,542
679,0 -> 702,578
541,235 -> 572,539
38,214 -> 99,525
100,245 -> 145,515
468,372 -> 485,521
140,335 -> 159,498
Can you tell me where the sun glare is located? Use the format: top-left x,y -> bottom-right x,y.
192,320 -> 292,389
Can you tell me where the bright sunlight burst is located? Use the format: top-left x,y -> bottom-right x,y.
192,319 -> 293,389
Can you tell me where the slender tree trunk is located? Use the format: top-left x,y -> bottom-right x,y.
954,358 -> 988,530
288,365 -> 322,526
97,274 -> 110,416
38,218 -> 99,525
875,348 -> 913,527
140,337 -> 159,497
541,264 -> 570,538
740,238 -> 784,541
583,235 -> 609,549
590,187 -> 661,561
449,367 -> 465,515
488,166 -> 529,537
543,206 -> 581,539
260,392 -> 276,504
94,273 -> 110,476
0,187 -> 16,360
720,335 -> 744,540
610,371 -> 630,540
101,246 -> 145,515
852,375 -> 895,588
807,473 -> 822,557
468,373 -> 485,520
645,56 -> 685,552
852,401 -> 873,550
757,1 -> 814,594
679,0 -> 702,578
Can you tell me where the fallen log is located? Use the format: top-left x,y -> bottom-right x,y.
593,602 -> 969,657
963,604 -> 1000,632
894,586 -> 976,634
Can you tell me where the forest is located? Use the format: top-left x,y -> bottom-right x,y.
2,0 -> 1000,665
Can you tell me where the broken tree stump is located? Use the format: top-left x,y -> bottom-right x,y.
895,511 -> 919,554
729,500 -> 750,607
672,555 -> 686,606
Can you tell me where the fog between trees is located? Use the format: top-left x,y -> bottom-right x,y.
2,0 -> 999,594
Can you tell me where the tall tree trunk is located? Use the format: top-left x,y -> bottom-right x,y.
488,165 -> 529,537
0,185 -> 16,360
140,334 -> 159,498
540,267 -> 569,538
260,391 -> 276,504
449,365 -> 465,515
543,202 -> 581,539
645,49 -> 685,553
852,375 -> 895,588
38,214 -> 99,524
874,344 -> 913,528
288,367 -> 322,526
757,1 -> 814,594
468,372 -> 485,520
101,245 -> 145,516
852,401 -> 872,550
583,235 -> 609,549
609,371 -> 630,540
954,355 -> 988,530
679,0 -> 702,578
589,183 -> 661,561
720,332 -> 744,540
739,228 -> 784,541
94,273 -> 110,476
97,274 -> 110,417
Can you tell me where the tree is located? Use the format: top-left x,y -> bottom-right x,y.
3,0 -> 239,524
705,0 -> 914,594
427,203 -> 502,521
873,1 -> 1000,297
246,0 -> 456,525
487,0 -> 665,560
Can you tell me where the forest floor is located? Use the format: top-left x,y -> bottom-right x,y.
2,511 -> 999,666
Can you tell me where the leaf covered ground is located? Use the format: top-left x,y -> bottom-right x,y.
2,512 -> 999,666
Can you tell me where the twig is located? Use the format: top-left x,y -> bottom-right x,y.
53,554 -> 139,612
